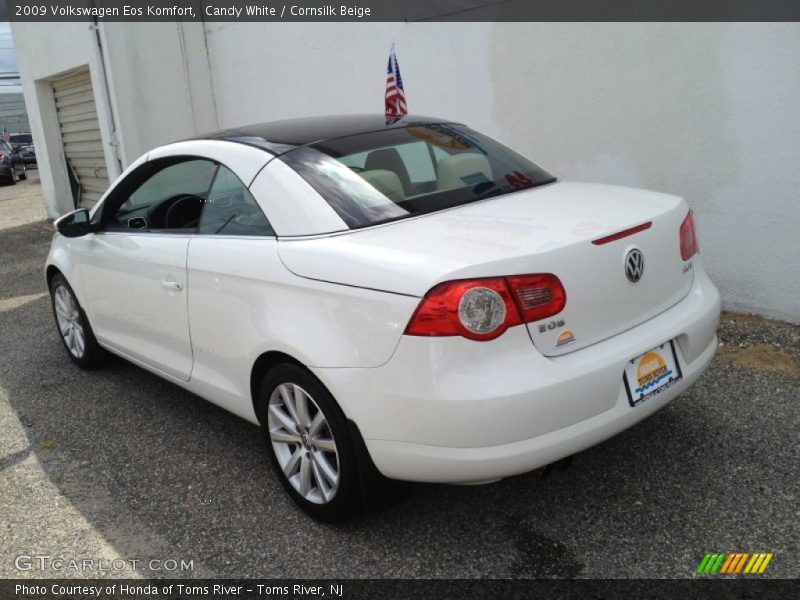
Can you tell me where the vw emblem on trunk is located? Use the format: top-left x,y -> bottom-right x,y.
625,249 -> 645,283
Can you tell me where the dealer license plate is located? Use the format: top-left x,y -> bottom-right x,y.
623,341 -> 683,406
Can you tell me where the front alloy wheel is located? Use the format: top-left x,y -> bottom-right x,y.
54,285 -> 87,359
49,273 -> 105,369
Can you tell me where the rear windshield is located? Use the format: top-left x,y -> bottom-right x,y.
10,134 -> 32,143
279,123 -> 555,229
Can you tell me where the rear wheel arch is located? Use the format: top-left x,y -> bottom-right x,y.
256,361 -> 358,521
250,350 -> 412,518
250,350 -> 307,425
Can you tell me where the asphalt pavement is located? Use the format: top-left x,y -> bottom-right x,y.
0,175 -> 797,579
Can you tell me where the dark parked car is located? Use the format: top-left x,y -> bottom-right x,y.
9,132 -> 36,167
0,139 -> 27,184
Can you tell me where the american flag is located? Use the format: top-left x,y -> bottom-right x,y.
385,44 -> 407,120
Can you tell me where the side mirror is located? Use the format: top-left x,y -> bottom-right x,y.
55,208 -> 92,238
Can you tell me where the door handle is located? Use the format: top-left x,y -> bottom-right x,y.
161,280 -> 183,291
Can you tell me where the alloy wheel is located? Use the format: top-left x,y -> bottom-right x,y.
54,285 -> 86,358
267,383 -> 340,504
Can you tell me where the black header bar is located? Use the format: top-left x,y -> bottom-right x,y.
2,578 -> 799,600
4,0 -> 800,22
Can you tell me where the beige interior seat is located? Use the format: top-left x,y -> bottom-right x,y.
360,169 -> 406,203
436,153 -> 493,190
365,148 -> 412,193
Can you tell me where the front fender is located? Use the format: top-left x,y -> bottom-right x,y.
46,233 -> 80,295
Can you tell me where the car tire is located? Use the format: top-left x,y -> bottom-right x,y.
18,165 -> 26,181
7,169 -> 15,185
257,363 -> 359,523
49,273 -> 106,369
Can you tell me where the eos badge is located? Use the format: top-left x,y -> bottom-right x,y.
538,319 -> 566,333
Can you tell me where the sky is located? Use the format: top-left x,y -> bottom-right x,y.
0,22 -> 22,94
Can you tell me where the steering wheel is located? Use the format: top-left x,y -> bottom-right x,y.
164,194 -> 203,229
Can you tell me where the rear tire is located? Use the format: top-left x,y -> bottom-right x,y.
257,363 -> 359,522
18,165 -> 26,181
49,273 -> 106,369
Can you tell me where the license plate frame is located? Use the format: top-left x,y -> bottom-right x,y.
623,340 -> 683,407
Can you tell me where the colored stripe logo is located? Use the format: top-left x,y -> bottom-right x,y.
696,552 -> 773,574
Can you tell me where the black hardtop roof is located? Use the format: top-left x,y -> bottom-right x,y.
196,114 -> 455,154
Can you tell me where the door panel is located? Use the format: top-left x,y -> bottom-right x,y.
185,236 -> 281,420
78,232 -> 193,380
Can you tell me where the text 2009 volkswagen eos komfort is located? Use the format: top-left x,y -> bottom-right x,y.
47,116 -> 720,521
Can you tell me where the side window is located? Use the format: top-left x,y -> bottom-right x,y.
198,165 -> 275,236
113,159 -> 216,231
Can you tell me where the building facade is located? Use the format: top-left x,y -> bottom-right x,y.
0,93 -> 31,134
10,21 -> 800,321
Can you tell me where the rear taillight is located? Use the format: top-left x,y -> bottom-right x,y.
680,210 -> 698,261
506,274 -> 567,322
0,152 -> 5,160
404,278 -> 521,341
405,274 -> 566,342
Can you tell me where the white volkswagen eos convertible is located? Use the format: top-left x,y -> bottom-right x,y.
47,115 -> 720,521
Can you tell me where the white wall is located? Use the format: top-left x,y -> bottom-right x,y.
11,21 -> 119,216
205,23 -> 800,322
13,22 -> 799,321
100,22 -> 218,163
11,21 -> 218,217
488,24 -> 800,324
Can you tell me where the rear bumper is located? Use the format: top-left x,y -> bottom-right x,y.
314,263 -> 720,484
365,335 -> 715,483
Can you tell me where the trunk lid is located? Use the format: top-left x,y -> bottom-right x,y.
277,182 -> 695,355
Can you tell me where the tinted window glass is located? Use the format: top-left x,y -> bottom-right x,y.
280,123 -> 555,230
338,151 -> 368,170
198,166 -> 274,236
10,134 -> 32,144
114,159 -> 216,230
395,141 -> 436,183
